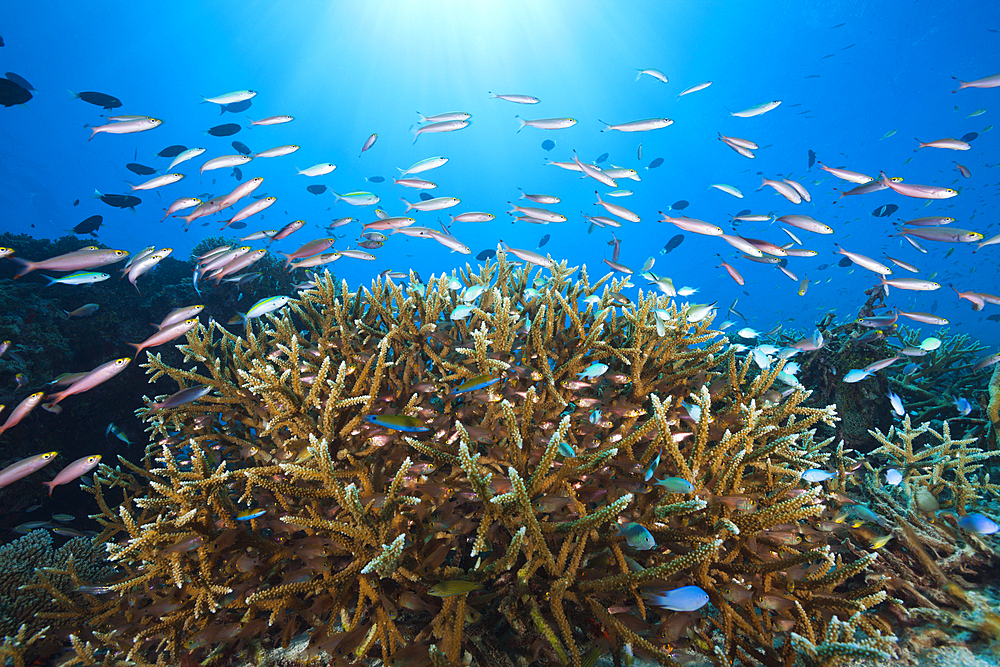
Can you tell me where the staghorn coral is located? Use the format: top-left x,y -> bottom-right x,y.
54,253 -> 891,667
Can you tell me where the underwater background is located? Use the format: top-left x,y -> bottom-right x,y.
1,1 -> 1000,666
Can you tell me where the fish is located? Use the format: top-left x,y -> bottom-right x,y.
105,423 -> 131,446
129,318 -> 198,355
4,72 -> 34,91
204,123 -> 240,137
248,114 -> 293,126
63,303 -> 99,317
0,77 -> 31,106
957,513 -> 999,535
885,468 -> 903,486
516,116 -> 577,132
126,163 -> 156,176
541,139 -> 555,151
578,363 -> 609,379
72,215 -> 103,235
952,73 -> 1000,91
89,117 -> 161,140
646,157 -> 664,169
661,235 -> 685,255
306,184 -> 327,195
148,385 -> 213,413
451,375 -> 503,395
600,118 -> 673,132
156,145 -> 187,158
808,149 -> 816,168
730,100 -> 782,117
652,477 -> 695,493
642,450 -> 661,481
235,509 -> 266,521
359,132 -> 378,156
0,452 -> 59,490
710,183 -> 743,198
537,234 -> 550,249
93,190 -> 141,210
201,90 -> 258,108
42,455 -> 101,496
428,580 -> 484,597
476,249 -> 496,261
802,469 -> 837,482
953,397 -> 972,416
618,522 -> 655,550
678,81 -> 712,97
413,120 -> 469,143
635,68 -> 668,83
879,172 -> 957,199
365,414 -> 430,433
843,369 -> 874,383
871,204 -> 898,217
334,191 -> 380,206
645,585 -> 710,611
0,392 -> 44,437
960,131 -> 979,142
220,99 -> 252,114
71,91 -> 121,108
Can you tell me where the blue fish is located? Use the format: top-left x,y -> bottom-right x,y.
652,477 -> 695,493
645,585 -> 710,611
642,448 -> 661,482
957,513 -> 999,535
364,414 -> 430,432
235,508 -> 266,521
953,397 -> 972,416
618,522 -> 655,550
802,469 -> 837,482
451,374 -> 502,395
887,390 -> 905,417
885,468 -> 903,486
557,442 -> 575,458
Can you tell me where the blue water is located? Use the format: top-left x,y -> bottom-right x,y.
1,0 -> 998,345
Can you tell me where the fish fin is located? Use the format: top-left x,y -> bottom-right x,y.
41,401 -> 62,414
10,257 -> 32,279
246,116 -> 254,126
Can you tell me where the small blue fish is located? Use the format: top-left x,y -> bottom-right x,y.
645,585 -> 710,611
557,442 -> 575,458
642,448 -> 661,481
578,362 -> 609,379
953,397 -> 972,416
885,468 -> 903,486
618,522 -> 656,550
843,368 -> 873,383
652,477 -> 695,493
957,513 -> 999,535
235,508 -> 266,521
105,422 -> 131,446
887,390 -> 905,417
588,409 -> 602,425
364,414 -> 430,432
802,469 -> 837,483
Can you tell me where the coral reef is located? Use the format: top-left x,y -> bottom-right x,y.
51,253 -> 893,667
0,529 -> 116,662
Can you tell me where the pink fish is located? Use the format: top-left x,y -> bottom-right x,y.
220,197 -> 275,229
271,219 -> 305,242
952,72 -> 1000,91
879,172 -> 957,199
11,249 -> 129,278
44,358 -> 131,408
0,451 -> 59,490
278,238 -> 336,268
128,319 -> 199,356
0,392 -> 44,437
43,454 -> 101,496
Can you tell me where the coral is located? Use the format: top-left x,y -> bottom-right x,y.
0,529 -> 116,663
55,254 -> 890,667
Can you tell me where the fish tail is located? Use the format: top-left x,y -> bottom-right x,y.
41,274 -> 60,286
400,198 -> 413,213
10,257 -> 33,279
246,116 -> 254,126
515,115 -> 525,133
42,480 -> 56,496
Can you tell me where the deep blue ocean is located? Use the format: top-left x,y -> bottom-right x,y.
1,0 -> 998,345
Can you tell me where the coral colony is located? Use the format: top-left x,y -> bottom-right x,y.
1,252 -> 998,666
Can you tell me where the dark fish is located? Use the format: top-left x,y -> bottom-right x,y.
778,258 -> 788,268
476,249 -> 496,261
0,34 -> 4,46
73,91 -> 121,109
805,75 -> 821,78
538,234 -> 550,248
126,163 -> 156,176
72,199 -> 79,206
232,140 -> 251,155
367,176 -> 385,183
831,22 -> 846,28
821,54 -> 835,60
229,222 -> 247,229
596,152 -> 609,164
662,234 -> 684,254
4,72 -> 34,91
838,257 -> 853,267
541,139 -> 555,151
307,184 -> 327,195
872,204 -> 898,218
671,200 -> 689,211
808,149 -> 816,168
96,192 -> 141,210
220,99 -> 252,115
987,314 -> 1000,322
207,123 -> 241,137
961,132 -> 979,142
842,43 -> 855,50
647,157 -> 664,169
73,215 -> 103,235
818,264 -> 829,270
233,166 -> 242,181
736,209 -> 751,217
0,78 -> 31,106
156,145 -> 187,158
419,192 -> 433,201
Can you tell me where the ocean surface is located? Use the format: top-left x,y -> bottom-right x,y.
1,1 -> 997,344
